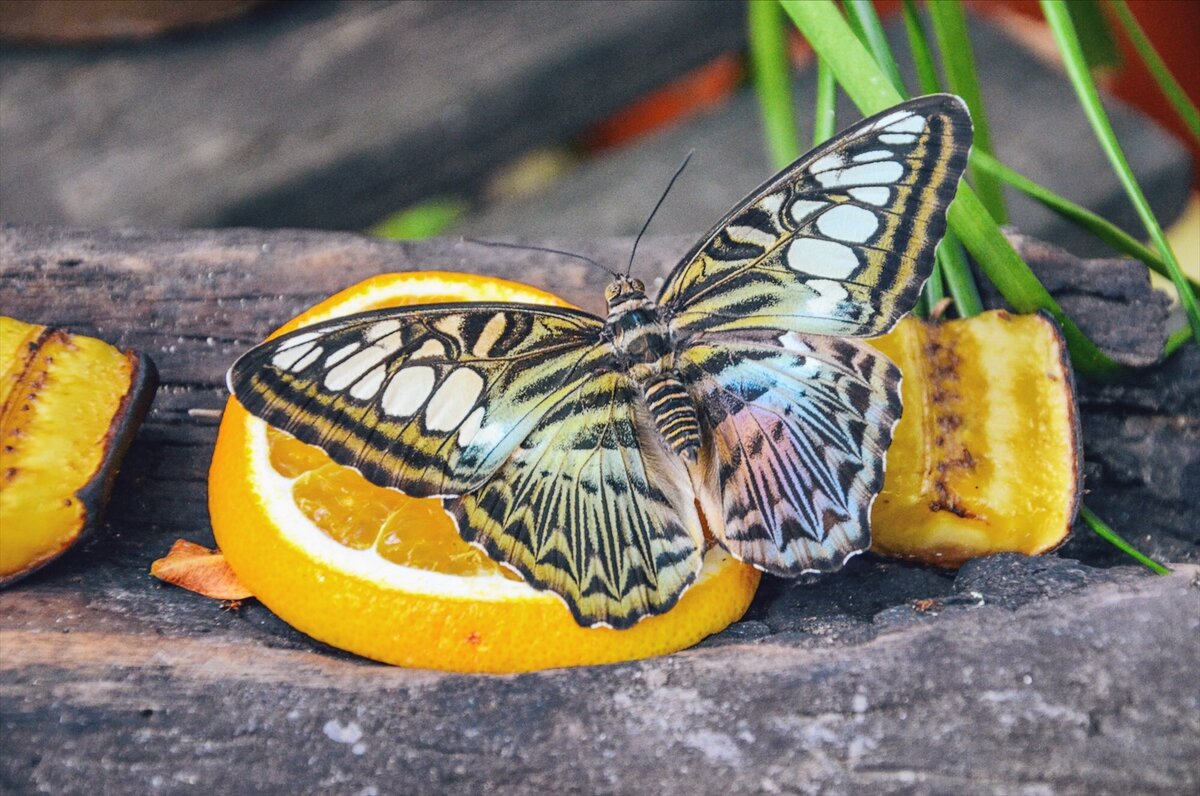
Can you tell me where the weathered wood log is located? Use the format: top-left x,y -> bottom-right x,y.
0,0 -> 746,230
1,226 -> 1196,794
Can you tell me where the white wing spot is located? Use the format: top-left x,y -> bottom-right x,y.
365,320 -> 402,341
409,339 -> 446,361
815,161 -> 904,188
472,313 -> 508,357
872,110 -> 909,130
382,366 -> 436,417
727,225 -> 778,249
349,365 -> 387,400
880,133 -> 917,145
812,152 -> 844,173
426,367 -> 484,432
853,150 -> 893,163
291,347 -> 323,373
457,406 -> 486,447
849,187 -> 890,206
325,345 -> 392,391
810,278 -> 850,301
786,239 -> 859,278
816,204 -> 879,243
324,342 -> 360,367
758,192 -> 786,216
790,200 -> 827,225
886,114 -> 926,134
271,341 -> 316,370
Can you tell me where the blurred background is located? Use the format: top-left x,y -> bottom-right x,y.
1,0 -> 1196,263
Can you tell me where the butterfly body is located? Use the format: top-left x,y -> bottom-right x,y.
603,275 -> 701,461
230,96 -> 973,629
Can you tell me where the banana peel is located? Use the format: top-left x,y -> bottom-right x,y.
868,310 -> 1081,567
1,316 -> 157,585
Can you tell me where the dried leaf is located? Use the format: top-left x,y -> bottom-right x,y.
151,539 -> 253,601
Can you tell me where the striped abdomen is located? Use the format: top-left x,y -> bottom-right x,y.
644,375 -> 701,462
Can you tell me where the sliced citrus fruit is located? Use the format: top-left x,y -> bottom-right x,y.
210,271 -> 760,673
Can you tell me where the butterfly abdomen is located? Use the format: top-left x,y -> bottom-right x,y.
643,375 -> 701,462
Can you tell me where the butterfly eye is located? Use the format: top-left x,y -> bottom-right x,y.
630,278 -> 645,293
604,283 -> 620,302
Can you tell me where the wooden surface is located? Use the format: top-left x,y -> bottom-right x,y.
0,0 -> 744,230
1,226 -> 1197,794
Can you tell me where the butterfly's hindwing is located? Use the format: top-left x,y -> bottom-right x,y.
680,332 -> 902,574
228,304 -> 607,497
449,372 -> 704,628
660,94 -> 971,339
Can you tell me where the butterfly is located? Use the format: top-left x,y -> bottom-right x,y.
228,95 -> 972,629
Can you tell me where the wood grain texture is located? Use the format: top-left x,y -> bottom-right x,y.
1,226 -> 1197,794
0,0 -> 744,230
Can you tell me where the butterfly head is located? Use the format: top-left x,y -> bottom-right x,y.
604,275 -> 648,313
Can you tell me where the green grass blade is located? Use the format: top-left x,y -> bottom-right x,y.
901,0 -> 944,95
900,0 -> 965,316
843,0 -> 907,95
1107,0 -> 1200,143
939,231 -> 983,317
926,0 -> 1008,224
1066,0 -> 1123,71
1042,0 -> 1200,344
971,150 -> 1200,292
926,253 -> 946,307
1080,505 -> 1170,574
1164,325 -> 1193,358
813,57 -> 837,146
370,198 -> 465,240
951,186 -> 1123,377
750,0 -> 802,169
779,0 -> 1124,378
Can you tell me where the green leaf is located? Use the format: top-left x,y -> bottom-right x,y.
1165,325 -> 1194,358
1041,0 -> 1200,345
813,57 -> 837,146
749,0 -> 802,169
1107,0 -> 1200,144
926,0 -> 1009,225
843,0 -> 907,95
971,149 -> 1200,293
779,0 -> 1124,378
1080,505 -> 1170,574
371,198 -> 466,240
938,230 -> 982,317
901,0 -> 944,96
1066,0 -> 1123,71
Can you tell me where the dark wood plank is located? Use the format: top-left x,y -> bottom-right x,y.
1,226 -> 1197,794
0,0 -> 745,230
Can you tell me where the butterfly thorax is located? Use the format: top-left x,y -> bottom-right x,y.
604,276 -> 701,462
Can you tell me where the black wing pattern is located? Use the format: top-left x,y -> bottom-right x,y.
448,372 -> 704,628
659,94 -> 972,339
229,303 -> 607,497
680,331 -> 902,574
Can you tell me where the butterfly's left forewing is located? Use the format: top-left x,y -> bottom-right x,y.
228,303 -> 608,498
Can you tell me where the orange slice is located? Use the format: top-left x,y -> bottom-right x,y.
209,271 -> 760,673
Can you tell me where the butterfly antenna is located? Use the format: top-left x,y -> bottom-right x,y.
463,237 -> 616,278
627,149 -> 694,277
